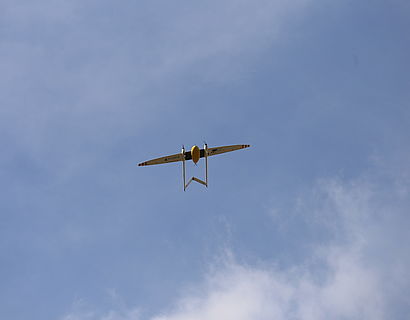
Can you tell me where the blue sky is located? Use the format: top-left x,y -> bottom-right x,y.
1,1 -> 409,319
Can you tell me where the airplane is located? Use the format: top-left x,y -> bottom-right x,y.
138,143 -> 250,191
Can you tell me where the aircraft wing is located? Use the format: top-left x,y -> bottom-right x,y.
138,152 -> 184,166
204,144 -> 250,157
138,144 -> 250,166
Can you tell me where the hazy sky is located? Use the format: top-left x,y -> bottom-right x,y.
1,1 -> 409,319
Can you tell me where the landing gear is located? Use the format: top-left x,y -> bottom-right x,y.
182,143 -> 208,191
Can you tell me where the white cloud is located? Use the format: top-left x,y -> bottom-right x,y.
61,165 -> 410,320
151,173 -> 408,320
151,252 -> 384,320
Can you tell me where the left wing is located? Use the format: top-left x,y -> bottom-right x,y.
205,144 -> 250,157
138,152 -> 184,166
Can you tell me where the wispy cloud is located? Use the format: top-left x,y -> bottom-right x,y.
61,160 -> 410,319
151,176 -> 409,320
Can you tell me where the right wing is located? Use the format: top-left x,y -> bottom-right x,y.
138,152 -> 184,166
